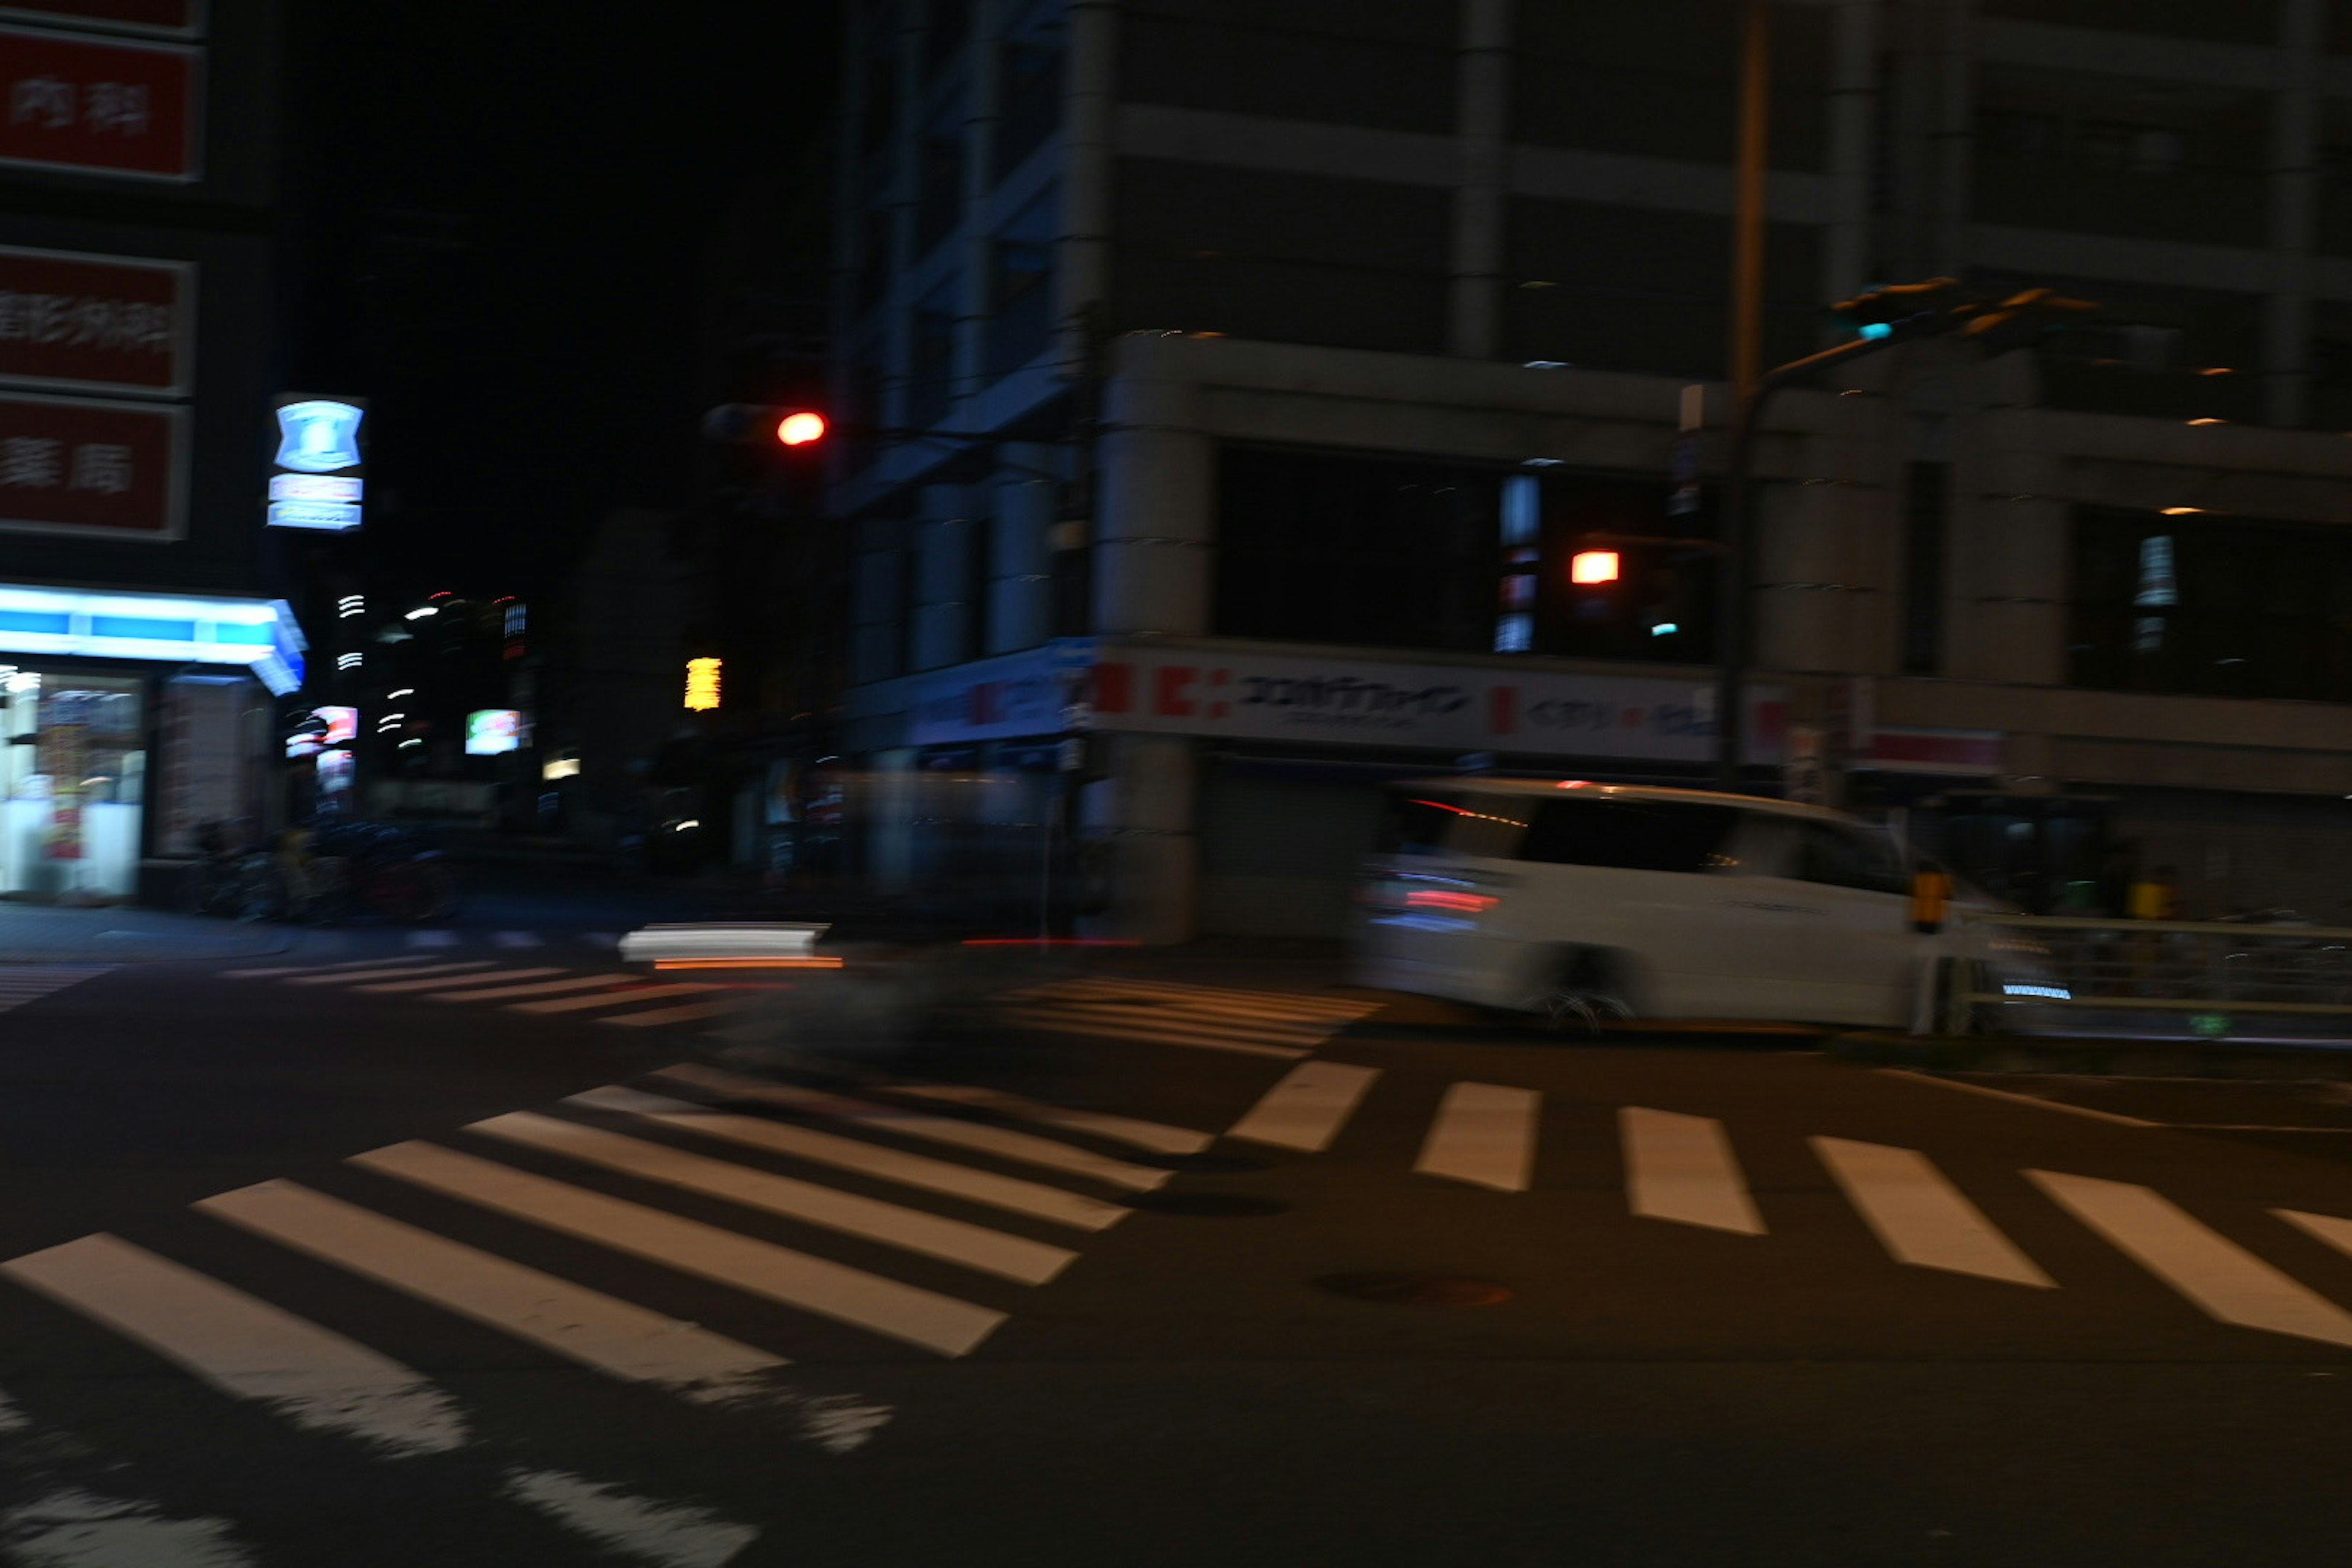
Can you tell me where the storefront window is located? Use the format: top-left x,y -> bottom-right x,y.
0,669 -> 145,900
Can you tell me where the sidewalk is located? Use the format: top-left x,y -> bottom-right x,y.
0,902 -> 295,964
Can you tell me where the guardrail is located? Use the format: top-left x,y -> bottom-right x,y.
1942,913 -> 2352,1039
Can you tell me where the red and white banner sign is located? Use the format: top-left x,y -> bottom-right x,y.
906,640 -> 1787,764
0,244 -> 185,393
0,388 -> 182,538
0,26 -> 195,179
0,0 -> 198,37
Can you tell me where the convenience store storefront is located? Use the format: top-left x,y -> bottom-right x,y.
0,582 -> 302,902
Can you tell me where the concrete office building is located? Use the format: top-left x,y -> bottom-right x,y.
832,0 -> 2352,939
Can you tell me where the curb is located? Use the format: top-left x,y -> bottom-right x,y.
1829,1030 -> 2352,1082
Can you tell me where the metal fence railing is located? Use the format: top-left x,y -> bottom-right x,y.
1946,914 -> 2352,1039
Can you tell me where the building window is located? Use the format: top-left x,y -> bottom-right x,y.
995,37 -> 1060,179
2069,508 -> 2352,702
907,289 -> 959,429
1215,447 -> 1498,654
984,190 -> 1056,378
914,132 -> 963,257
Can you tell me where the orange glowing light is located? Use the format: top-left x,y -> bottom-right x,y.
1570,550 -> 1620,585
776,411 -> 827,446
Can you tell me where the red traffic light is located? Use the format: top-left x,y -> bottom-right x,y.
775,410 -> 826,446
1570,549 -> 1621,586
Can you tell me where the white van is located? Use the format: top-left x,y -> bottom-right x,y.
1352,779 -> 1939,1029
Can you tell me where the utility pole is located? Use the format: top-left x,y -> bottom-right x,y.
1717,0 -> 1773,792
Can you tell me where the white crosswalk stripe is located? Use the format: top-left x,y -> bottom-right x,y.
1,1234 -> 469,1457
352,965 -> 567,994
470,1112 -> 1079,1285
514,982 -> 720,1015
195,1179 -> 797,1403
2027,1169 -> 2352,1348
580,1084 -> 1133,1232
0,964 -> 110,1014
222,954 -> 439,979
996,978 -> 1379,1060
1812,1137 -> 2054,1286
889,1082 -> 1213,1156
1414,1082 -> 1539,1192
600,996 -> 763,1028
428,973 -> 641,1003
655,1063 -> 1174,1192
282,959 -> 500,987
1226,1061 -> 1381,1153
350,1139 -> 1009,1357
1621,1107 -> 1765,1235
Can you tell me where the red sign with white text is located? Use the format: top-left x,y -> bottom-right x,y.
0,390 -> 182,538
0,26 -> 195,179
0,246 -> 185,393
0,0 -> 197,35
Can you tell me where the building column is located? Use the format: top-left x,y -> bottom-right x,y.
1080,733 -> 1198,945
1093,358 -> 1213,635
909,484 -> 979,671
1058,0 -> 1117,375
987,442 -> 1062,653
2266,0 -> 2323,428
1947,355 -> 2067,685
869,746 -> 918,893
1447,0 -> 1510,360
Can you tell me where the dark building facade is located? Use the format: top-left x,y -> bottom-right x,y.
0,2 -> 303,902
833,0 -> 2352,939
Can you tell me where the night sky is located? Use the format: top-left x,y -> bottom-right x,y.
286,0 -> 840,603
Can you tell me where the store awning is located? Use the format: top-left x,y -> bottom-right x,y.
0,583 -> 306,695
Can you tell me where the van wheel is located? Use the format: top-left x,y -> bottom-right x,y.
1525,946 -> 1635,1035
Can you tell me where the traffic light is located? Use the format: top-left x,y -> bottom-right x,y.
1570,549 -> 1621,585
701,404 -> 830,448
1830,277 -> 1969,341
1958,287 -> 2101,355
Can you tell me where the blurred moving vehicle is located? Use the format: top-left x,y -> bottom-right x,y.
1353,780 -> 1955,1030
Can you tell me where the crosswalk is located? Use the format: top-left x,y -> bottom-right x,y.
1232,1061 -> 2352,1351
219,952 -> 756,1033
0,964 -> 110,1015
0,1057 -> 1216,1565
997,976 -> 1381,1060
222,956 -> 1385,1061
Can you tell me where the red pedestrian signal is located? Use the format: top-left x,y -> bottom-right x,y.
775,410 -> 826,447
1570,549 -> 1621,586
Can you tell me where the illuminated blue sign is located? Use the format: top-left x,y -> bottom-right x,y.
274,399 -> 364,473
267,500 -> 363,532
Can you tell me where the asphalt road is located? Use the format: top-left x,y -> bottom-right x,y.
0,894 -> 2348,1566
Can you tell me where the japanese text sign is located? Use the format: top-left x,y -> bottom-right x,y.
0,26 -> 195,179
0,245 -> 186,393
0,389 -> 181,538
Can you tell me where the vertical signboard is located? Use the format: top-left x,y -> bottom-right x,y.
0,25 -> 198,180
0,244 -> 187,394
265,394 -> 364,530
0,388 -> 183,538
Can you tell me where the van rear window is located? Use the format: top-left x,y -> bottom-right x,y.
1514,799 -> 1736,873
1380,792 -> 1528,857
